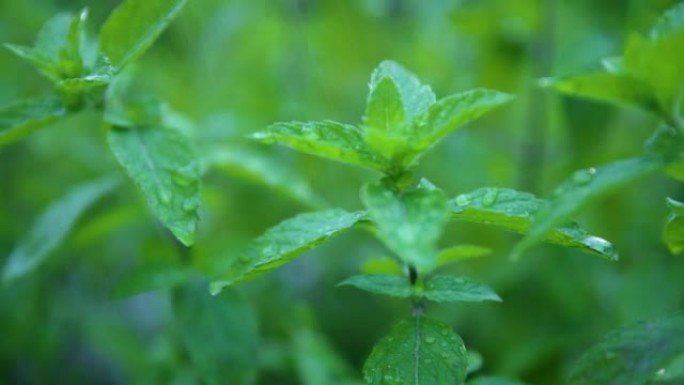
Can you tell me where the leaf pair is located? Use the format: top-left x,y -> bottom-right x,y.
254,61 -> 513,176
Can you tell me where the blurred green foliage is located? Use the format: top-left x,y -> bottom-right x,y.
1,0 -> 683,384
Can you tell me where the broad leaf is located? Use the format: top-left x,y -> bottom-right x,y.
449,187 -> 617,260
3,177 -> 119,282
0,96 -> 66,147
253,121 -> 386,170
422,275 -> 501,303
338,274 -> 412,298
107,123 -> 201,246
99,0 -> 188,70
568,314 -> 684,385
436,245 -> 491,267
361,180 -> 448,272
175,285 -> 258,385
664,198 -> 684,255
540,73 -> 658,114
210,209 -> 366,293
363,317 -> 468,385
369,60 -> 436,121
467,377 -> 526,385
513,156 -> 664,259
113,262 -> 194,298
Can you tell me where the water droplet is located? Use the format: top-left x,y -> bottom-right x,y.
482,189 -> 498,207
383,374 -> 394,381
656,368 -> 666,376
182,199 -> 199,212
455,194 -> 471,206
157,188 -> 172,205
572,168 -> 596,185
441,329 -> 449,336
425,336 -> 435,344
584,236 -> 617,259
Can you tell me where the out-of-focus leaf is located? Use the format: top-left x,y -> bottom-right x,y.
0,96 -> 66,147
253,121 -> 386,170
649,3 -> 684,40
175,285 -> 258,385
540,73 -> 658,114
513,156 -> 664,259
361,257 -> 403,276
466,350 -> 483,375
467,376 -> 526,385
664,198 -> 684,255
422,275 -> 501,303
113,262 -> 195,298
203,145 -> 324,208
2,177 -> 119,282
436,245 -> 491,267
361,180 -> 448,272
338,274 -> 412,298
653,352 -> 684,382
363,317 -> 468,385
210,210 -> 366,293
107,123 -> 201,246
99,0 -> 188,70
368,60 -> 436,121
449,187 -> 617,260
568,314 -> 684,385
293,328 -> 360,385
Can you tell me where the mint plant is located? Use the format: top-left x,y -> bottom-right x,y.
211,60 -> 617,384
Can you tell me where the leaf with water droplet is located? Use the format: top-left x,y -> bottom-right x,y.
568,314 -> 684,385
663,197 -> 684,255
422,275 -> 501,303
448,187 -> 617,260
3,176 -> 119,283
210,210 -> 366,293
107,114 -> 201,246
363,317 -> 468,385
513,156 -> 664,259
338,274 -> 412,299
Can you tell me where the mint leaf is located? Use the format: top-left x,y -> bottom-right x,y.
513,156 -> 664,259
369,60 -> 436,121
175,285 -> 258,385
210,209 -> 366,293
3,177 -> 119,283
361,180 -> 448,273
423,275 -> 501,303
568,314 -> 684,385
107,122 -> 201,246
363,317 -> 468,385
254,121 -> 386,171
664,198 -> 684,255
0,96 -> 66,147
449,187 -> 617,260
436,245 -> 491,267
338,274 -> 412,298
99,0 -> 188,70
364,76 -> 411,161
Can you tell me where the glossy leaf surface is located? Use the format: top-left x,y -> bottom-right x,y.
338,274 -> 412,298
664,197 -> 684,255
422,275 -> 501,303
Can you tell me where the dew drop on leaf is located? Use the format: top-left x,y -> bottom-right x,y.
572,167 -> 596,185
455,194 -> 471,207
482,189 -> 498,207
157,188 -> 172,205
425,336 -> 436,344
583,235 -> 617,259
182,199 -> 198,212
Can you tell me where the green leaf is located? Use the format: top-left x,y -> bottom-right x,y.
0,96 -> 66,147
210,209 -> 366,293
107,123 -> 201,246
663,198 -> 684,255
467,376 -> 526,385
407,89 -> 514,163
202,145 -> 324,208
4,44 -> 59,82
649,3 -> 684,40
568,314 -> 684,385
449,187 -> 617,260
174,285 -> 258,385
653,352 -> 684,383
253,121 -> 386,170
361,180 -> 448,272
99,0 -> 188,70
540,73 -> 658,114
364,76 -> 408,133
293,328 -> 359,385
363,317 -> 468,385
513,156 -> 664,259
2,177 -> 119,283
113,262 -> 195,298
436,245 -> 492,267
338,274 -> 412,298
422,275 -> 501,303
361,257 -> 404,276
369,60 -> 436,121
466,350 -> 483,375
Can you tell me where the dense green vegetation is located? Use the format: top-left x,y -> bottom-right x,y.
1,1 -> 683,384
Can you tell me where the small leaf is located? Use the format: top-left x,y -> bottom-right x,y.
175,285 -> 258,385
568,314 -> 684,385
99,0 -> 188,70
466,350 -> 483,375
113,262 -> 194,298
513,156 -> 664,259
363,76 -> 411,161
107,122 -> 201,246
338,274 -> 412,298
4,44 -> 59,82
210,210 -> 366,292
361,257 -> 404,276
0,96 -> 66,147
467,376 -> 527,385
361,180 -> 448,272
449,187 -> 617,260
3,177 -> 119,282
540,73 -> 659,114
363,317 -> 468,385
253,121 -> 386,171
436,245 -> 492,267
664,197 -> 684,255
423,275 -> 501,303
369,60 -> 436,121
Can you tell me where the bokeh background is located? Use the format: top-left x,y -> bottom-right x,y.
1,0 -> 683,384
